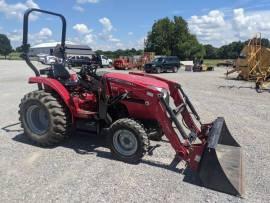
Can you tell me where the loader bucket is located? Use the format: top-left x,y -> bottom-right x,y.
198,117 -> 244,197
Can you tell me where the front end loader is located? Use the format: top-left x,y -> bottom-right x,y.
19,8 -> 244,197
128,72 -> 244,196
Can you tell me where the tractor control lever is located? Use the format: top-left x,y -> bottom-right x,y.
109,92 -> 128,105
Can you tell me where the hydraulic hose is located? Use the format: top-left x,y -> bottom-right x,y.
178,85 -> 201,121
160,96 -> 189,139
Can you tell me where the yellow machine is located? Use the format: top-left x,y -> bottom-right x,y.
226,33 -> 270,91
136,52 -> 155,70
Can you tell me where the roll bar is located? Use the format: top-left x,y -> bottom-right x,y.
22,8 -> 67,77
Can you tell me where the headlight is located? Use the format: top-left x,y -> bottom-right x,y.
148,86 -> 169,98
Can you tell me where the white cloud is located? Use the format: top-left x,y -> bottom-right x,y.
73,5 -> 85,12
65,14 -> 142,51
31,28 -> 53,44
135,37 -> 146,49
189,10 -> 236,46
233,8 -> 270,39
99,33 -> 120,42
72,23 -> 95,45
84,34 -> 94,44
8,27 -> 53,47
77,0 -> 99,4
0,0 -> 39,21
38,28 -> 52,38
128,32 -> 133,36
189,8 -> 270,47
8,30 -> 22,43
97,17 -> 122,47
99,17 -> 113,32
190,10 -> 226,27
73,24 -> 92,34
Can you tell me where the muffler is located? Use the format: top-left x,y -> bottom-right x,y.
198,117 -> 244,197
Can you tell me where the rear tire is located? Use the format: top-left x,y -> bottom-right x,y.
19,90 -> 72,147
108,118 -> 149,163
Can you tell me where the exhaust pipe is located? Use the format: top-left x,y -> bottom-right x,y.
198,117 -> 244,196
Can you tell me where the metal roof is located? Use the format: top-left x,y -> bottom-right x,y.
31,41 -> 76,48
31,42 -> 95,56
65,44 -> 95,55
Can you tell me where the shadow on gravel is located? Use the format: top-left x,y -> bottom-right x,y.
12,131 -> 203,189
218,85 -> 255,90
1,122 -> 23,133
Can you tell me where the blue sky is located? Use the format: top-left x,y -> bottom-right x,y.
1,0 -> 270,50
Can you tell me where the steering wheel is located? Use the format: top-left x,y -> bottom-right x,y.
79,64 -> 102,82
83,64 -> 98,75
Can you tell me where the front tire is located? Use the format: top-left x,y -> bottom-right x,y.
108,118 -> 149,163
19,90 -> 72,147
156,67 -> 161,74
172,66 -> 178,73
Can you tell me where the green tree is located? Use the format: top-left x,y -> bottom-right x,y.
15,44 -> 30,53
217,41 -> 244,59
0,34 -> 12,59
204,44 -> 218,59
145,17 -> 174,56
261,38 -> 270,48
96,48 -> 143,59
145,16 -> 204,59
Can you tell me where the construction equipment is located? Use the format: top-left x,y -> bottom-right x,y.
113,52 -> 155,70
226,33 -> 270,91
193,59 -> 214,72
217,60 -> 235,67
113,57 -> 134,70
19,8 -> 244,196
137,52 -> 155,70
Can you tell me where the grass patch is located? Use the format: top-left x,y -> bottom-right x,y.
204,59 -> 223,67
0,52 -> 22,60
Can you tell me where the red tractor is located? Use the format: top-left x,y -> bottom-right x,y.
19,9 -> 243,196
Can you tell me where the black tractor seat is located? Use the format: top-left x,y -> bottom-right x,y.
53,64 -> 71,80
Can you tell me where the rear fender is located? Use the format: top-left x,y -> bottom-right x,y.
29,77 -> 73,118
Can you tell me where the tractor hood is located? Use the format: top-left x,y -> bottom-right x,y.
104,72 -> 169,90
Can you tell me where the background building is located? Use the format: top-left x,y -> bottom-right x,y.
29,42 -> 94,58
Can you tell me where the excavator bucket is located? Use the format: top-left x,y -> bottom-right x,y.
198,117 -> 244,197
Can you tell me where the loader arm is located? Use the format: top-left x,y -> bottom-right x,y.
130,72 -> 244,197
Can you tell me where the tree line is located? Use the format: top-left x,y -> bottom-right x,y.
1,15 -> 270,60
0,34 -> 12,59
204,39 -> 270,59
96,48 -> 143,59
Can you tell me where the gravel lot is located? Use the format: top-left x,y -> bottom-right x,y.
0,60 -> 270,203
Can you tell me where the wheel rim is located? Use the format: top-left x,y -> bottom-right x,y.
25,104 -> 49,135
174,67 -> 177,72
113,129 -> 138,156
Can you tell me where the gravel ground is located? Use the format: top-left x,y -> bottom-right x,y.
0,60 -> 270,203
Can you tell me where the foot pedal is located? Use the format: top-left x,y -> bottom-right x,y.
148,144 -> 161,156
